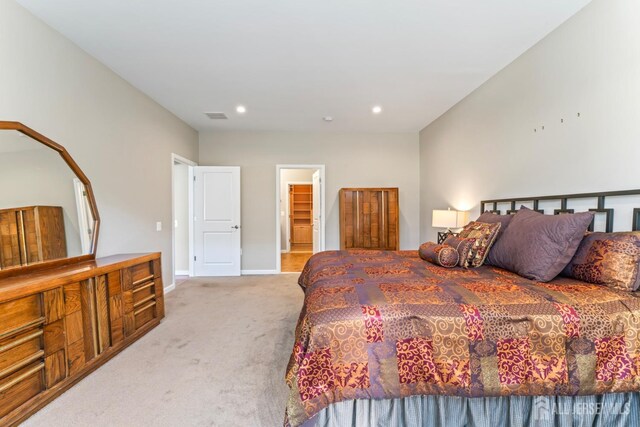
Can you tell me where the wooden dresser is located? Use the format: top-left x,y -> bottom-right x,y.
0,206 -> 67,269
0,253 -> 164,426
339,188 -> 399,250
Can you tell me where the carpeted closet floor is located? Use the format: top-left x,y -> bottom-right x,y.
23,275 -> 304,427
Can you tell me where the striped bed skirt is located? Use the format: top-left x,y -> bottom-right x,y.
301,393 -> 640,427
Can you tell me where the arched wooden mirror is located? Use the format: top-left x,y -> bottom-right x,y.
0,121 -> 100,277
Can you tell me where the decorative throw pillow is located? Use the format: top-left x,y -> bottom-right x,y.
419,242 -> 459,268
562,232 -> 640,291
488,207 -> 594,282
457,221 -> 502,268
443,236 -> 477,268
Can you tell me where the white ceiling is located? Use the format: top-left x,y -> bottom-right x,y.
18,0 -> 591,133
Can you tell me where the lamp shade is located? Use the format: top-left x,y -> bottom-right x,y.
432,209 -> 468,229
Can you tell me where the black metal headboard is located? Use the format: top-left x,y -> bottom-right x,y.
481,189 -> 640,233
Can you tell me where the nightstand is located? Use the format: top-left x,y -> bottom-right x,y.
437,231 -> 459,244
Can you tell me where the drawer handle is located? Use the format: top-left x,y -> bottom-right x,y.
133,294 -> 155,309
134,300 -> 156,316
132,275 -> 154,287
0,350 -> 44,380
0,362 -> 44,394
0,318 -> 46,342
133,282 -> 155,293
0,329 -> 43,354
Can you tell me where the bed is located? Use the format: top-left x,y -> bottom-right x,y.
284,190 -> 640,427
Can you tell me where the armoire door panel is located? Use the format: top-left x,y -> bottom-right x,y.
0,211 -> 21,269
340,188 -> 399,251
341,191 -> 354,249
0,206 -> 68,269
35,207 -> 67,261
362,191 -> 371,247
20,209 -> 41,265
370,192 -> 380,248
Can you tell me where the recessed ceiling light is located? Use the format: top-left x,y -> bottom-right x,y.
236,105 -> 246,114
372,106 -> 382,114
323,116 -> 333,122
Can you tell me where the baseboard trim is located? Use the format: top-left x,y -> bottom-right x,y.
164,283 -> 176,294
175,270 -> 189,276
241,269 -> 278,275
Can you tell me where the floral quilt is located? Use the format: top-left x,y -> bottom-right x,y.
284,250 -> 640,427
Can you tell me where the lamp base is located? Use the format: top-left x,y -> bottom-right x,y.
437,230 -> 459,244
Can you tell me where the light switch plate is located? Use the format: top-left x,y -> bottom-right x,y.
156,221 -> 162,231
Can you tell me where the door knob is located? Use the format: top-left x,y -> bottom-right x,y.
231,225 -> 240,229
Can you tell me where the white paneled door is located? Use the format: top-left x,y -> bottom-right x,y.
193,166 -> 241,276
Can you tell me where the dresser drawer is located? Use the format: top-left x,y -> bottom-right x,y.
0,329 -> 43,374
0,361 -> 44,418
133,281 -> 155,305
0,295 -> 43,337
129,262 -> 154,286
133,300 -> 157,330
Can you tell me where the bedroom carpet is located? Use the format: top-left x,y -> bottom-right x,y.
22,275 -> 304,427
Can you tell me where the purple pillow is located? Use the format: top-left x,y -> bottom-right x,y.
419,242 -> 459,268
488,207 -> 594,282
477,212 -> 513,241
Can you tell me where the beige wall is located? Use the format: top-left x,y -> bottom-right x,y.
420,0 -> 640,242
200,131 -> 420,271
0,148 -> 82,257
0,0 -> 199,288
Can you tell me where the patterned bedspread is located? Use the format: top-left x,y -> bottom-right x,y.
284,250 -> 640,427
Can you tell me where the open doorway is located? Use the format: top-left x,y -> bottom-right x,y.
171,154 -> 197,290
276,165 -> 325,273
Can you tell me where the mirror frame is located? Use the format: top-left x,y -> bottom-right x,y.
0,121 -> 100,278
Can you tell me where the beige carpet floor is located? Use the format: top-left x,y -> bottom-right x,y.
22,275 -> 303,427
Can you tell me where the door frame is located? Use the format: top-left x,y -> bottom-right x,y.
275,164 -> 326,273
171,153 -> 197,291
283,180 -> 313,253
73,178 -> 93,254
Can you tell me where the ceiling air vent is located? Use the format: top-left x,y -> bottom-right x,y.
204,112 -> 228,120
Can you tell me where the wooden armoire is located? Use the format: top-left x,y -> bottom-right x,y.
339,188 -> 399,250
0,206 -> 67,269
